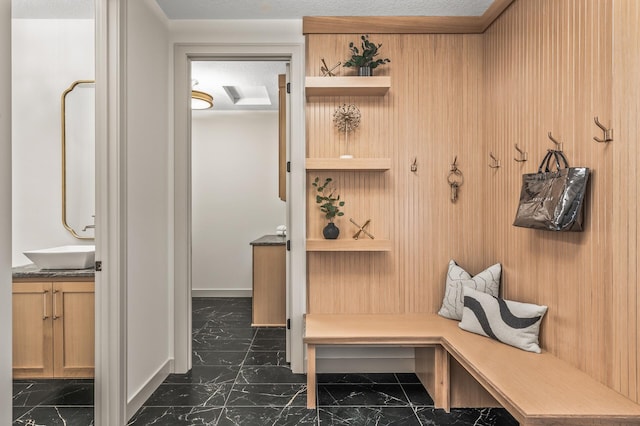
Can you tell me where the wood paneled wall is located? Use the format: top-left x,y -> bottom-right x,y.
305,0 -> 640,403
306,34 -> 486,314
612,0 -> 640,403
483,0 -> 614,389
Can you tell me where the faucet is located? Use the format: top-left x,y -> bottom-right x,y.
82,215 -> 95,232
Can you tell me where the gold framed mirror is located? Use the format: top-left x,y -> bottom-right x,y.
61,80 -> 95,240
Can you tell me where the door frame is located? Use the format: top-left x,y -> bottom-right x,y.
94,0 -> 127,424
172,43 -> 306,374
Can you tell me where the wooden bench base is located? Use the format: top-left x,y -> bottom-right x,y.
304,313 -> 640,425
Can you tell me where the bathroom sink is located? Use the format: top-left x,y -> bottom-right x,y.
23,245 -> 95,270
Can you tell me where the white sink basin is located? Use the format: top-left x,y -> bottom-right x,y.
24,245 -> 95,270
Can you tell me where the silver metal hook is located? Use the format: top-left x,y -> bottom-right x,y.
548,132 -> 563,151
489,152 -> 501,168
514,144 -> 528,162
450,156 -> 458,172
593,116 -> 613,143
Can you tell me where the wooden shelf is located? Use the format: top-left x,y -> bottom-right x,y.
305,76 -> 391,97
306,158 -> 391,171
306,239 -> 392,252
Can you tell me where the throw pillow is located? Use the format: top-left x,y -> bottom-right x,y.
459,287 -> 548,353
438,260 -> 501,321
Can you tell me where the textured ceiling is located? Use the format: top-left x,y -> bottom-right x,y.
12,0 -> 495,20
156,0 -> 494,20
12,0 -> 94,19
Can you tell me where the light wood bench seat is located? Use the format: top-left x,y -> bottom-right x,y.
304,313 -> 640,425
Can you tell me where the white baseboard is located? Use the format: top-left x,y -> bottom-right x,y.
192,289 -> 252,298
126,359 -> 173,420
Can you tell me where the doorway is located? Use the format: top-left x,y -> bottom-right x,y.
10,5 -> 98,425
172,43 -> 307,377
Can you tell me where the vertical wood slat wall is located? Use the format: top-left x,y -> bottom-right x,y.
612,0 -> 640,403
306,34 -> 485,315
483,0 -> 614,389
305,0 -> 640,403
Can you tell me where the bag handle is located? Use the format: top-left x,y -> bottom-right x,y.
537,150 -> 555,173
538,150 -> 570,173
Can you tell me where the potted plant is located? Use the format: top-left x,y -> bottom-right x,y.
312,177 -> 345,239
343,35 -> 391,76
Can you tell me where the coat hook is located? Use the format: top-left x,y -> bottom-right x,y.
593,116 -> 613,143
514,144 -> 528,162
489,152 -> 501,168
411,157 -> 418,172
450,156 -> 458,172
548,132 -> 563,151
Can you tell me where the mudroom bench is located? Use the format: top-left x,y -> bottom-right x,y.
304,313 -> 640,425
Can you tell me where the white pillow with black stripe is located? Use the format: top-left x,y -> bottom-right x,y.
459,287 -> 548,353
438,260 -> 501,321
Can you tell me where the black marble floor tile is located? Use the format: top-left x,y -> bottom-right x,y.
402,383 -> 435,407
395,373 -> 421,383
415,407 -> 520,426
254,327 -> 286,339
318,406 -> 421,426
225,384 -> 307,407
318,383 -> 410,407
13,406 -> 94,426
193,350 -> 247,366
192,337 -> 253,352
12,407 -> 30,422
13,381 -> 93,407
250,338 -> 286,351
127,406 -> 223,426
163,366 -> 240,385
236,366 -> 307,384
195,325 -> 256,340
40,382 -> 94,406
217,406 -> 318,426
243,350 -> 288,366
317,372 -> 399,384
143,383 -> 232,407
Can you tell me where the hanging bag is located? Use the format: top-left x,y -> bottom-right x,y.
513,150 -> 589,232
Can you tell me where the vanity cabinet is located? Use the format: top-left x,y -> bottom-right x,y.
13,280 -> 95,379
251,236 -> 286,327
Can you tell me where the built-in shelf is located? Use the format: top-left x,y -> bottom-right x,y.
306,239 -> 392,252
305,76 -> 391,97
306,158 -> 391,171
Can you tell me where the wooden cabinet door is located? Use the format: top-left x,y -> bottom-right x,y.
252,245 -> 286,326
52,281 -> 95,378
12,282 -> 54,379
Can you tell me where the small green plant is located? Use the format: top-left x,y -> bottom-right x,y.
312,177 -> 345,222
343,35 -> 391,69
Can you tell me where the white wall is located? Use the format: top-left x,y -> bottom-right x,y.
192,111 -> 285,294
0,0 -> 12,422
126,0 -> 172,415
11,19 -> 94,266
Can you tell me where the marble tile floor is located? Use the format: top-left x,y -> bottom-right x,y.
13,297 -> 520,425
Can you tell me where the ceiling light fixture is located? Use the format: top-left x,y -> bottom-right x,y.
191,80 -> 213,110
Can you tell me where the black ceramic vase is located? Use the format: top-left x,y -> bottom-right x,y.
323,222 -> 340,239
357,66 -> 372,76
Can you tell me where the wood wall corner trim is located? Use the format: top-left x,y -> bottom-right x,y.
302,16 -> 483,35
479,0 -> 515,32
302,1 -> 514,35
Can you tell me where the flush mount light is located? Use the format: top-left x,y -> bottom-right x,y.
191,89 -> 213,110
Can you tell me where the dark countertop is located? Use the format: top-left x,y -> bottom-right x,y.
13,263 -> 95,280
250,235 -> 287,246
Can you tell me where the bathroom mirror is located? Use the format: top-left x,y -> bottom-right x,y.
62,80 -> 95,240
